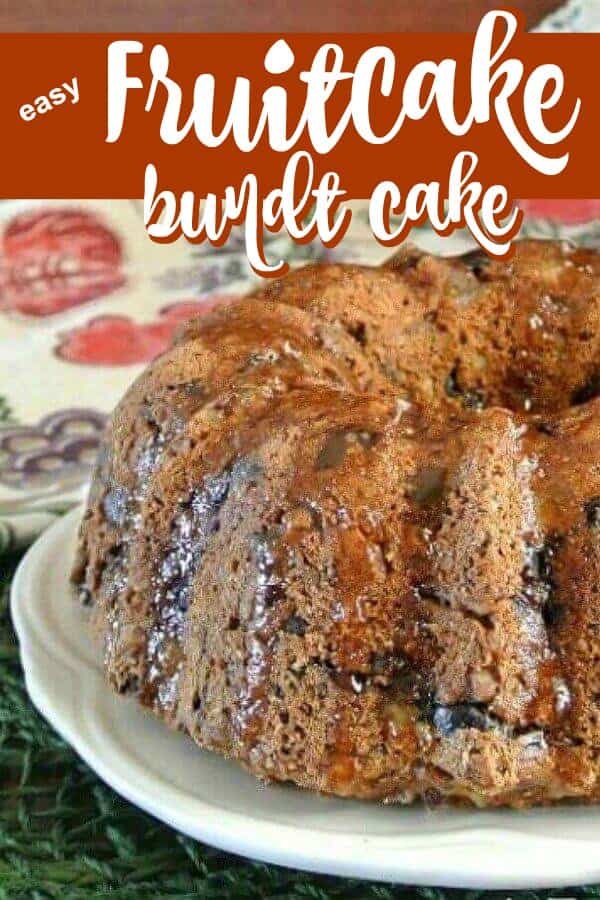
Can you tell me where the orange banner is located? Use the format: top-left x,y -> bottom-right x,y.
0,26 -> 597,201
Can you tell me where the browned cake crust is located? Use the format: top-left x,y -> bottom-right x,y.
73,239 -> 600,807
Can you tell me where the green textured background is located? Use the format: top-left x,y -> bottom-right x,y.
2,548 -> 600,900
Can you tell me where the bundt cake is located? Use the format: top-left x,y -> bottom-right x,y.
72,239 -> 600,807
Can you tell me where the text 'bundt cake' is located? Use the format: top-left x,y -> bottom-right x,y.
73,239 -> 600,808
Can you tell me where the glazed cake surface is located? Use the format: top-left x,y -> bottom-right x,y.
73,239 -> 600,807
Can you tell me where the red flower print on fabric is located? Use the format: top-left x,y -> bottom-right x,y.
55,297 -> 238,366
0,207 -> 126,317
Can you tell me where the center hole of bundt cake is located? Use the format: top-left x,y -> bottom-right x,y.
444,355 -> 600,417
571,373 -> 600,406
424,244 -> 600,417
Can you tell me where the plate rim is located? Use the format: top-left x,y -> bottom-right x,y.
10,507 -> 600,889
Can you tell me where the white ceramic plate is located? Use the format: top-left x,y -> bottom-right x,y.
11,507 -> 600,889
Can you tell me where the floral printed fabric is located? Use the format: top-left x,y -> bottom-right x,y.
535,0 -> 600,32
0,1 -> 598,549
